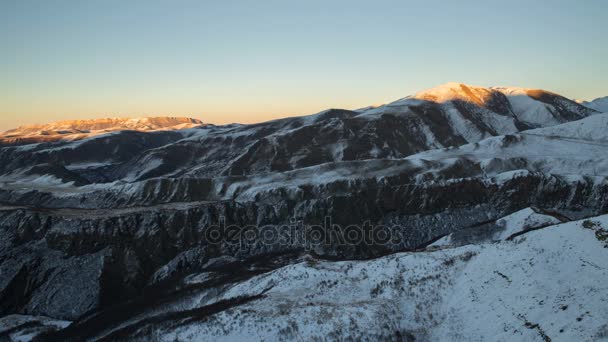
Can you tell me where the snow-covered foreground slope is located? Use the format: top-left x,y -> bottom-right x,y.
168,215 -> 607,342
430,207 -> 562,247
47,213 -> 608,341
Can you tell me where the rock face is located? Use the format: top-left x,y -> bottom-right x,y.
0,83 -> 606,339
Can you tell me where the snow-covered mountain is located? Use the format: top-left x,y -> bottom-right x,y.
0,117 -> 204,145
42,213 -> 607,341
7,212 -> 607,341
0,83 -> 606,341
0,83 -> 596,183
579,96 -> 608,113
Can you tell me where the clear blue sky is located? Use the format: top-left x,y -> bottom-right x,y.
2,0 -> 607,130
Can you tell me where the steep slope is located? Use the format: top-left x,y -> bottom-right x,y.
0,117 -> 204,145
493,86 -> 594,126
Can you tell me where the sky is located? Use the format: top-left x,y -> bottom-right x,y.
1,0 -> 607,131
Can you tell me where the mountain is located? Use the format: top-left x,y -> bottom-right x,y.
0,117 -> 204,145
0,83 -> 606,341
579,96 -> 608,112
0,83 -> 596,183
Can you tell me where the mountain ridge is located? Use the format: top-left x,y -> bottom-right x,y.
0,116 -> 204,145
1,83 -> 600,147
0,83 -> 597,183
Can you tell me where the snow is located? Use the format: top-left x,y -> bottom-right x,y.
442,102 -> 489,142
353,105 -> 381,113
123,157 -> 164,182
436,216 -> 608,341
493,87 -> 563,127
580,96 -> 608,112
327,140 -> 348,160
3,117 -> 203,136
131,214 -> 608,341
524,113 -> 608,142
429,207 -> 560,247
65,161 -> 117,170
226,158 -> 427,201
0,174 -> 76,191
413,82 -> 491,103
0,314 -> 71,341
356,83 -> 549,142
34,131 -> 125,152
409,114 -> 608,178
490,169 -> 532,184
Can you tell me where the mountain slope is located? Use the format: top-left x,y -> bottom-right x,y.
579,96 -> 608,112
33,213 -> 608,341
11,113 -> 602,207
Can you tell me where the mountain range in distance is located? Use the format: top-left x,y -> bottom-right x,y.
2,83 -> 606,145
0,117 -> 204,145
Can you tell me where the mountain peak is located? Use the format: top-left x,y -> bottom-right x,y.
413,82 -> 499,105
